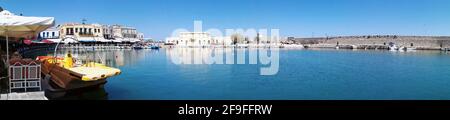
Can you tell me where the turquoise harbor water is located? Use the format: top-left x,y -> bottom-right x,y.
29,48 -> 450,100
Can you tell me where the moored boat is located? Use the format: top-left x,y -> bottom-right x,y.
398,46 -> 407,52
149,45 -> 160,49
133,45 -> 144,49
389,45 -> 398,51
406,47 -> 417,51
37,53 -> 121,91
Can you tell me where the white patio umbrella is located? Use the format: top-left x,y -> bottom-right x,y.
0,10 -> 54,79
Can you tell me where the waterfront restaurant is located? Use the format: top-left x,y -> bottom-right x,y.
38,27 -> 78,44
84,24 -> 142,44
166,32 -> 232,47
58,23 -> 110,43
0,9 -> 54,93
39,23 -> 143,45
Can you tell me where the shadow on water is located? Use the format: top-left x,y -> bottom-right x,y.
42,78 -> 109,100
45,86 -> 109,100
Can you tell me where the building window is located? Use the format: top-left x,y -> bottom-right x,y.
66,28 -> 74,35
52,32 -> 55,37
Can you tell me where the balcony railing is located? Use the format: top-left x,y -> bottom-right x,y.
79,33 -> 94,37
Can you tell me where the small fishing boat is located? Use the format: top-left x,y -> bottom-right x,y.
37,53 -> 121,91
398,46 -> 407,52
407,47 -> 416,50
124,46 -> 132,49
351,45 -> 358,49
144,43 -> 160,49
237,44 -> 249,48
149,45 -> 160,49
389,45 -> 398,51
133,45 -> 144,49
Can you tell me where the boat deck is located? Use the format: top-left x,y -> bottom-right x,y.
0,92 -> 47,100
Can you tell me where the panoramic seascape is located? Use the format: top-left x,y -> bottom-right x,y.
25,48 -> 450,100
2,0 -> 450,118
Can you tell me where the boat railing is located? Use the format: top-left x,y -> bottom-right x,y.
9,61 -> 42,93
73,57 -> 105,67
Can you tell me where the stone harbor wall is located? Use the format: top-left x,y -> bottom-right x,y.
293,36 -> 450,50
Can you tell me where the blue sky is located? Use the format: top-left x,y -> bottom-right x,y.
1,0 -> 449,40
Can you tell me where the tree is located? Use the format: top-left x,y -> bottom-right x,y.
256,33 -> 260,44
231,33 -> 244,45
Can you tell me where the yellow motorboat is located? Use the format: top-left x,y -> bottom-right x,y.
38,52 -> 121,90
69,62 -> 121,81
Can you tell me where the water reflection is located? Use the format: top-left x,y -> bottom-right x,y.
166,47 -> 229,64
31,49 -> 159,100
165,47 -> 272,65
49,49 -> 154,67
166,47 -> 280,75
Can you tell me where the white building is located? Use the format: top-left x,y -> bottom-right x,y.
102,25 -> 114,39
111,25 -> 141,43
58,23 -> 109,42
137,33 -> 145,41
112,25 -> 123,38
39,27 -> 59,39
40,27 -> 78,43
166,32 -> 232,47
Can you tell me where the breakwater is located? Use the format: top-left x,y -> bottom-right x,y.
293,36 -> 450,50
